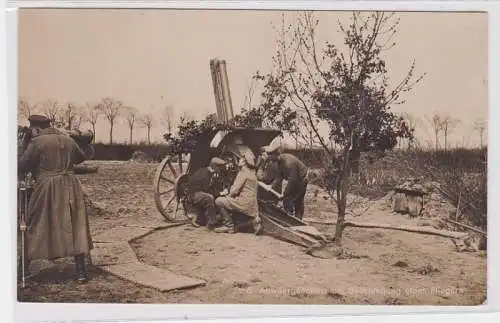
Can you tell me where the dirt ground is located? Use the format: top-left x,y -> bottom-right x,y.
17,161 -> 486,305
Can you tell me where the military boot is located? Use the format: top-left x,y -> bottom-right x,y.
214,211 -> 235,233
253,215 -> 263,235
74,253 -> 88,284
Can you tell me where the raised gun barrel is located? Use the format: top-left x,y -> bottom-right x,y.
210,58 -> 234,124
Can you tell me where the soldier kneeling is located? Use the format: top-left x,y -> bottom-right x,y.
185,157 -> 226,230
214,151 -> 261,234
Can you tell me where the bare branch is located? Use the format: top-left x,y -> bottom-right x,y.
42,99 -> 62,125
140,114 -> 155,144
100,97 -> 123,144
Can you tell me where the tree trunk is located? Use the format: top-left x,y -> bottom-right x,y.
444,130 -> 448,151
129,128 -> 133,144
333,146 -> 350,246
109,123 -> 114,144
91,124 -> 96,143
147,127 -> 151,144
334,177 -> 348,246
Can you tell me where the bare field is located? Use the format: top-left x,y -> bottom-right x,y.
18,161 -> 486,305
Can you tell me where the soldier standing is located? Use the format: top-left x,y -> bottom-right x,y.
18,115 -> 93,284
260,145 -> 309,220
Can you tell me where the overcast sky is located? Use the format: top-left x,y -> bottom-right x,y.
18,9 -> 488,147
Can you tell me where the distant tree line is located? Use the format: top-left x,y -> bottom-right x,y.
17,97 -> 179,145
398,112 -> 486,151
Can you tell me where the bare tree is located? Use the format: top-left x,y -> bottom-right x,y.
400,112 -> 420,150
42,99 -> 62,126
441,115 -> 461,151
242,77 -> 258,111
427,114 -> 444,150
84,102 -> 102,143
18,98 -> 37,122
473,118 -> 487,148
460,135 -> 471,149
62,102 -> 85,130
257,12 -> 423,245
125,106 -> 139,144
140,114 -> 154,144
72,107 -> 85,129
100,97 -> 123,144
160,105 -> 175,134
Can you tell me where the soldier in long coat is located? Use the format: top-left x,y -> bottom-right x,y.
18,115 -> 93,283
214,151 -> 259,233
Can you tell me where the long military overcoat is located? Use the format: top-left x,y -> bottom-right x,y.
18,127 -> 93,260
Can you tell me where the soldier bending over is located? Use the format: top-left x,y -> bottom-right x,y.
256,147 -> 283,205
260,145 -> 309,220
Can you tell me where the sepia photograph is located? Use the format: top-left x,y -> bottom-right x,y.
16,8 -> 487,306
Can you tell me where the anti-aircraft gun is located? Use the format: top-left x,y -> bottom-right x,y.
153,59 -> 330,256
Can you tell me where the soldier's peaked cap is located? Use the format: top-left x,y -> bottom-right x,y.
28,114 -> 50,125
209,157 -> 226,166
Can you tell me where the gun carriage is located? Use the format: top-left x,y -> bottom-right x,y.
153,59 -> 329,253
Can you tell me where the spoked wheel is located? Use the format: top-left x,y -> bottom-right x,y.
153,154 -> 192,222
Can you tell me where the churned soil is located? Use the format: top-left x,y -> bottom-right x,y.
18,161 -> 486,305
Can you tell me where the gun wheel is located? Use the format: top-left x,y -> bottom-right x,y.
153,154 -> 192,222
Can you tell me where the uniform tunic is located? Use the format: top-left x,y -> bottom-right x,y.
216,167 -> 259,218
18,128 -> 93,260
185,166 -> 219,227
256,156 -> 282,203
272,153 -> 308,197
270,153 -> 309,219
186,167 -> 214,194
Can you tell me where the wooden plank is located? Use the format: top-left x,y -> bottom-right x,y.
261,216 -> 323,249
292,225 -> 328,241
102,262 -> 206,292
91,242 -> 139,266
